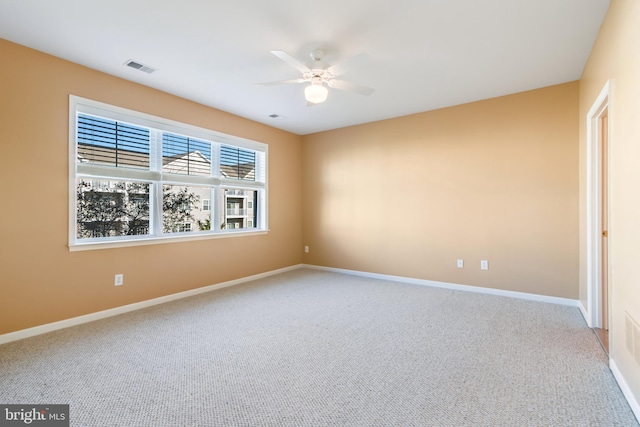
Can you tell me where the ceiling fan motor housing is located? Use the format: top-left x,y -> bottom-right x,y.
304,69 -> 333,84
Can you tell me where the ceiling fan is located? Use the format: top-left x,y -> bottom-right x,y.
257,49 -> 375,105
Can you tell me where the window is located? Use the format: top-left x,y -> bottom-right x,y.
177,223 -> 192,233
70,96 -> 267,250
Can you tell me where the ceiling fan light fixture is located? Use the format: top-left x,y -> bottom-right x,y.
304,83 -> 328,104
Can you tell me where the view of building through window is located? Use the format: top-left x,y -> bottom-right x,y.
76,179 -> 150,238
76,182 -> 259,238
223,189 -> 257,230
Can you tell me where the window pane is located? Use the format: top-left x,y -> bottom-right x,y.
76,179 -> 150,239
77,114 -> 149,169
163,133 -> 211,176
163,185 -> 210,233
220,145 -> 255,181
221,188 -> 257,230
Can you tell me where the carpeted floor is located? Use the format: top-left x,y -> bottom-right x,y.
0,269 -> 637,426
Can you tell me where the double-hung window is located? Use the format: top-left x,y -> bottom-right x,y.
69,96 -> 267,250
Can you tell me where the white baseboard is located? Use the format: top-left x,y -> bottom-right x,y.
610,359 -> 640,423
579,302 -> 593,327
303,264 -> 580,307
1,263 -> 580,346
0,264 -> 303,345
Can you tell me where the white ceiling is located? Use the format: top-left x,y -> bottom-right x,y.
0,0 -> 609,135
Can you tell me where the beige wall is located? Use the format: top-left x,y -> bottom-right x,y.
302,82 -> 579,299
0,39 -> 303,335
579,0 -> 640,405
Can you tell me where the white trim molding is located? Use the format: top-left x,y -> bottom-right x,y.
579,302 -> 590,325
610,359 -> 640,423
1,264 -> 581,346
585,80 -> 612,328
303,264 -> 580,307
0,264 -> 303,345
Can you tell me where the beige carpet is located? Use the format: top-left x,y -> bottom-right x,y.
0,269 -> 637,426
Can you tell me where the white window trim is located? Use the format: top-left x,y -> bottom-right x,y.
68,95 -> 268,251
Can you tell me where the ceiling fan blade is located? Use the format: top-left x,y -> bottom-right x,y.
270,50 -> 310,74
327,52 -> 368,77
255,78 -> 306,86
328,79 -> 375,96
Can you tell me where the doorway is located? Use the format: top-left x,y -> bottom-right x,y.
586,81 -> 611,355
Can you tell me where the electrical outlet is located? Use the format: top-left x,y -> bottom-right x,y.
457,259 -> 464,268
304,246 -> 309,253
480,260 -> 489,270
114,274 -> 124,286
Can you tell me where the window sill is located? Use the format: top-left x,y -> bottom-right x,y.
68,229 -> 269,252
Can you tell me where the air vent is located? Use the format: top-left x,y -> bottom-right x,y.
124,59 -> 157,74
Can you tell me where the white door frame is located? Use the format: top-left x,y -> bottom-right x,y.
586,80 -> 611,329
